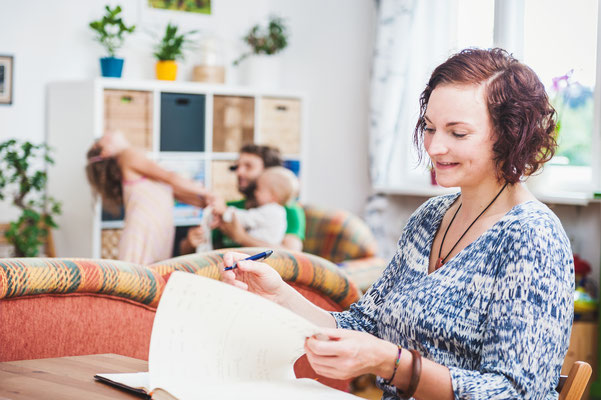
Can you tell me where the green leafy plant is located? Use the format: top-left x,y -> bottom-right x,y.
89,5 -> 136,57
233,16 -> 289,66
549,70 -> 594,166
154,23 -> 198,61
0,140 -> 62,257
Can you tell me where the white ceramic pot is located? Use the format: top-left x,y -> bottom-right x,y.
237,54 -> 281,90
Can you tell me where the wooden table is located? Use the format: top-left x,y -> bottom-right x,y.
0,354 -> 148,400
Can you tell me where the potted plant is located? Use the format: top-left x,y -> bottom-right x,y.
89,5 -> 136,78
233,16 -> 289,88
0,139 -> 62,257
154,23 -> 197,81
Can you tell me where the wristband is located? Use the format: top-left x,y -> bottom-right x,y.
397,349 -> 422,399
382,345 -> 402,385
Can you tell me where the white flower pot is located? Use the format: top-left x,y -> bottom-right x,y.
237,55 -> 281,90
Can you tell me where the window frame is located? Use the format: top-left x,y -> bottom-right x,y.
373,0 -> 601,202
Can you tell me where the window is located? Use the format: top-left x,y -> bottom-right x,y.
372,0 -> 600,195
454,0 -> 494,51
437,0 -> 597,193
458,0 -> 599,193
523,0 -> 598,168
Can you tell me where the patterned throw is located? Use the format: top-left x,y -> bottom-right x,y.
302,205 -> 379,264
0,258 -> 165,307
301,205 -> 387,292
149,248 -> 361,310
0,249 -> 361,311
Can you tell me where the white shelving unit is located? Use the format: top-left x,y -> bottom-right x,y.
47,78 -> 306,259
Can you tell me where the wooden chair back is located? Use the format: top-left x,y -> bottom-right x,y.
557,361 -> 592,400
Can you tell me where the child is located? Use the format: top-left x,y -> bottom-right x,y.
212,166 -> 299,246
86,130 -> 210,264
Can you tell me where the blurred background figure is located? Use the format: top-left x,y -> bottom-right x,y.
86,130 -> 211,264
212,166 -> 299,246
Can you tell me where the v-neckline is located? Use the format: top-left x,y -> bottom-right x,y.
425,194 -> 537,276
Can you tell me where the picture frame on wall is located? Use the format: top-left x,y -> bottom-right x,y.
0,55 -> 13,105
138,0 -> 213,28
147,0 -> 211,14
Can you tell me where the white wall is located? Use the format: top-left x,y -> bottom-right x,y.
0,0 -> 375,221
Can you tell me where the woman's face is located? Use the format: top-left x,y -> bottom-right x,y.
423,84 -> 497,190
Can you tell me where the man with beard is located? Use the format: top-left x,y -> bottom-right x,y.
179,144 -> 305,254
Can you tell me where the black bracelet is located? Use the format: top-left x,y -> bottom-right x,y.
382,345 -> 402,385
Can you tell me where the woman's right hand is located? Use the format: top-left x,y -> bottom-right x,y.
221,252 -> 286,304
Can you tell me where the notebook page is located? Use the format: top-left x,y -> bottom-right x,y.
148,272 -> 321,398
175,379 -> 363,400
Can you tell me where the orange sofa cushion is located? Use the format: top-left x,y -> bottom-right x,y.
0,293 -> 155,362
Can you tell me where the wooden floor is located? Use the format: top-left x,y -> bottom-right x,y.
351,374 -> 383,400
353,385 -> 383,400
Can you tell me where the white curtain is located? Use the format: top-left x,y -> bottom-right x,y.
369,0 -> 456,189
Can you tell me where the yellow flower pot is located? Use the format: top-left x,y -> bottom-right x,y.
156,60 -> 178,81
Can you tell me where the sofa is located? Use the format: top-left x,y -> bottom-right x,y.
0,248 -> 361,392
302,205 -> 388,292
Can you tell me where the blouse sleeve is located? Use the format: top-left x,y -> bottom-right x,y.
330,196 -> 438,335
330,249 -> 402,335
449,220 -> 574,400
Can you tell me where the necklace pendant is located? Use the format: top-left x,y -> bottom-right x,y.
436,258 -> 443,270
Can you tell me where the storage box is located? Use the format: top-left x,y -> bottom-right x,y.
104,90 -> 153,150
101,229 -> 122,260
213,95 -> 254,152
259,97 -> 301,155
160,93 -> 206,152
211,160 -> 241,202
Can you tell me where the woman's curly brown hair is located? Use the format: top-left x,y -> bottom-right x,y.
85,144 -> 123,215
414,48 -> 557,184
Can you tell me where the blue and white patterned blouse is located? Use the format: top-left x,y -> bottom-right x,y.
332,193 -> 574,400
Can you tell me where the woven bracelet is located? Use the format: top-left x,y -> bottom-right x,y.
382,345 -> 403,385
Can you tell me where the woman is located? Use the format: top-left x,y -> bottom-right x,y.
86,130 -> 211,264
222,48 -> 574,399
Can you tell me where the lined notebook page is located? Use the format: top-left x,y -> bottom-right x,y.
148,272 -> 326,398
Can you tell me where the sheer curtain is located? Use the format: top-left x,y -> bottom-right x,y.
369,0 -> 456,189
366,0 -> 456,259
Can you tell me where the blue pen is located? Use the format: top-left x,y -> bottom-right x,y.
223,250 -> 274,271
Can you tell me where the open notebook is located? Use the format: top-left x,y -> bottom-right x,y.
95,271 -> 362,399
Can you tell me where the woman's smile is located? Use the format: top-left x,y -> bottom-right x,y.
435,161 -> 459,170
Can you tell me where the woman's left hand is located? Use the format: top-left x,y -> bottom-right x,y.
304,328 -> 397,380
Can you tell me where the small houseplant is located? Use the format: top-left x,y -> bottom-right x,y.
89,4 -> 136,78
154,23 -> 197,81
233,16 -> 289,66
233,16 -> 288,88
0,139 -> 62,257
